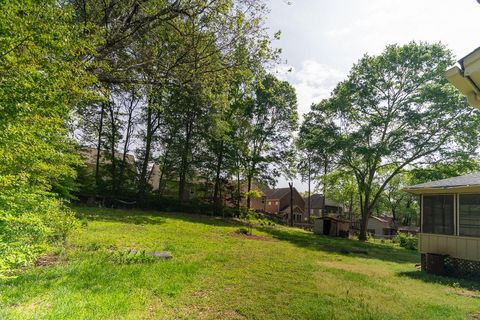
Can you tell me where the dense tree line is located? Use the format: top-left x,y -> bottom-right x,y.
70,0 -> 298,212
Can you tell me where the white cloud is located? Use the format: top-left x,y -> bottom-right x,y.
274,60 -> 345,116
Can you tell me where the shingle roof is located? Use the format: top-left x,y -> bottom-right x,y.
305,194 -> 342,209
404,173 -> 480,191
307,194 -> 324,208
264,188 -> 291,200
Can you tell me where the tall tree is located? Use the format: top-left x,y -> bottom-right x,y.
243,74 -> 298,209
297,101 -> 339,216
306,42 -> 480,240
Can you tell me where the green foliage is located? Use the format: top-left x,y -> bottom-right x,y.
392,233 -> 418,250
0,1 -> 95,274
110,249 -> 156,265
299,42 -> 480,240
0,178 -> 78,273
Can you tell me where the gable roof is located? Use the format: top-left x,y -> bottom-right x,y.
404,173 -> 480,193
264,188 -> 292,200
370,216 -> 389,223
307,194 -> 324,208
279,204 -> 304,213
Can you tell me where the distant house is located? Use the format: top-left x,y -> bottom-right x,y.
366,216 -> 396,238
78,147 -> 137,171
251,187 -> 307,223
304,194 -> 343,217
148,164 -> 162,191
350,215 -> 396,238
76,147 -> 138,202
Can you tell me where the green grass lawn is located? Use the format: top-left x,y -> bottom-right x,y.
1,207 -> 479,319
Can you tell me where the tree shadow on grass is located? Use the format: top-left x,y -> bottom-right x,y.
398,270 -> 480,291
73,206 -> 419,265
256,226 -> 420,264
73,206 -> 240,228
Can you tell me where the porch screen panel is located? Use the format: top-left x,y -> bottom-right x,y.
422,195 -> 454,235
459,194 -> 480,237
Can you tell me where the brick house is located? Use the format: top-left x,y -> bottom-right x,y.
251,187 -> 307,222
304,194 -> 343,217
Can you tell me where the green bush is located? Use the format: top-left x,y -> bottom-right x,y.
0,179 -> 78,275
392,233 -> 418,250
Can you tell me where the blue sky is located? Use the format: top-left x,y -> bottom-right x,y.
267,0 -> 480,191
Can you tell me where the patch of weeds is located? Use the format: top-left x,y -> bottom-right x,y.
236,228 -> 251,235
76,213 -> 89,228
110,249 -> 156,265
86,242 -> 102,251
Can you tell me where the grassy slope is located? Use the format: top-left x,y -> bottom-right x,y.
1,207 -> 479,320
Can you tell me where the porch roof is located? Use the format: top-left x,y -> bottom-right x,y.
404,173 -> 480,194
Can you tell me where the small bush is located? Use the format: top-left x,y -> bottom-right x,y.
392,233 -> 418,250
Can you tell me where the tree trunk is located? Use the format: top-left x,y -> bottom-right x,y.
359,202 -> 370,241
138,107 -> 154,204
178,120 -> 192,204
118,94 -> 135,194
107,99 -> 117,197
213,140 -> 224,215
307,156 -> 311,221
246,172 -> 252,210
95,102 -> 105,193
348,191 -> 353,221
236,157 -> 241,216
289,182 -> 294,227
322,160 -> 328,217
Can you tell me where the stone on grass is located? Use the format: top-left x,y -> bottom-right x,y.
147,251 -> 172,260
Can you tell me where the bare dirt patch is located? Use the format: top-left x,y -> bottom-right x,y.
34,253 -> 62,267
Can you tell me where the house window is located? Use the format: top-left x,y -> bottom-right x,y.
422,195 -> 454,235
294,213 -> 302,222
275,201 -> 279,205
268,201 -> 272,205
459,194 -> 480,237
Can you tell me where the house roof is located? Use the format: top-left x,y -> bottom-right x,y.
370,216 -> 389,223
264,188 -> 292,200
279,205 -> 304,213
78,147 -> 136,167
404,173 -> 480,194
305,194 -> 342,209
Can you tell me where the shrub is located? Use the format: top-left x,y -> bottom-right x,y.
392,233 -> 418,250
0,179 -> 78,275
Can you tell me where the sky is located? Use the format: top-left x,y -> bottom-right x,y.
268,0 -> 480,191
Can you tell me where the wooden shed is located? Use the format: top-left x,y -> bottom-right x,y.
313,216 -> 350,238
405,173 -> 480,277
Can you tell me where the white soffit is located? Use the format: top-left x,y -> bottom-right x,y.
445,48 -> 480,109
